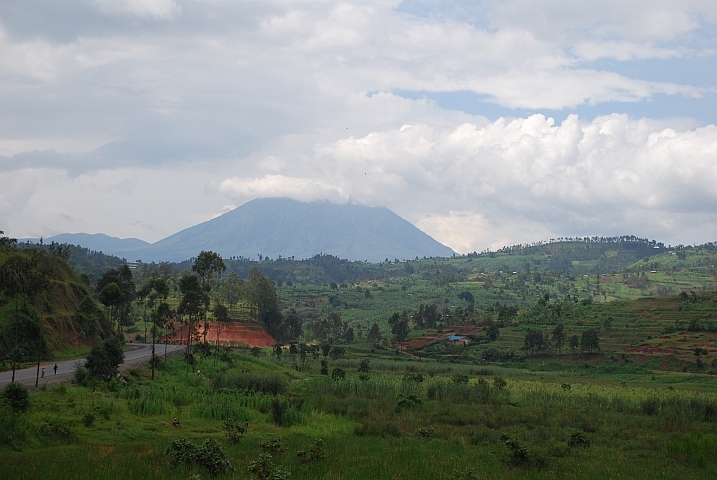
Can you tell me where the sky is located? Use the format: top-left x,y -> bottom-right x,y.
1,0 -> 717,254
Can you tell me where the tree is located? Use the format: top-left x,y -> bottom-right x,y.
247,268 -> 283,339
213,303 -> 230,322
85,338 -> 124,381
219,272 -> 244,312
178,274 -> 205,377
284,314 -> 302,342
367,323 -> 380,342
98,282 -> 123,332
569,334 -> 580,353
193,251 -> 226,344
358,359 -> 370,373
486,324 -> 500,341
580,329 -> 600,353
389,312 -> 410,344
192,251 -> 227,285
524,329 -> 545,355
329,346 -> 345,360
552,323 -> 566,354
694,347 -> 709,367
96,266 -> 135,335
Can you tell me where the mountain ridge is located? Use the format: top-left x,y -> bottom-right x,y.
37,198 -> 455,263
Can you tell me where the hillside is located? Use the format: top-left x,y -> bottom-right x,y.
0,244 -> 109,367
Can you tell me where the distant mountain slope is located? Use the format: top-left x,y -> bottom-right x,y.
43,233 -> 150,254
136,198 -> 455,262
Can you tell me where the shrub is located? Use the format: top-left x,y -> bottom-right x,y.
451,374 -> 469,384
165,438 -> 197,467
451,467 -> 479,480
418,428 -> 434,439
271,397 -> 301,427
260,438 -> 286,454
493,376 -> 507,389
499,433 -> 529,466
165,438 -> 234,478
82,413 -> 95,427
223,418 -> 247,444
248,452 -> 290,480
38,417 -> 75,444
358,359 -> 370,373
567,431 -> 590,448
72,362 -> 92,386
403,373 -> 423,383
397,393 -> 422,408
195,438 -> 234,477
297,439 -> 327,465
0,405 -> 28,448
641,397 -> 660,416
2,382 -> 30,413
331,368 -> 346,380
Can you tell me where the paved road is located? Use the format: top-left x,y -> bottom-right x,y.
0,343 -> 186,388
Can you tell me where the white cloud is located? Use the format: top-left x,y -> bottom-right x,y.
93,0 -> 181,19
0,1 -> 716,254
218,113 -> 717,252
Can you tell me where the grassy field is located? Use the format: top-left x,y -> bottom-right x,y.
2,348 -> 717,479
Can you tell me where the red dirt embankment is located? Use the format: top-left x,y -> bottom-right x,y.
159,322 -> 275,348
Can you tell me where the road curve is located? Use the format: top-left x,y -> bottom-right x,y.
0,343 -> 186,388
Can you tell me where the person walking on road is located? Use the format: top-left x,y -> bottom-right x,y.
41,367 -> 45,378
54,363 -> 58,375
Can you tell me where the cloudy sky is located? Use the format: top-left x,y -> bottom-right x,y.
1,0 -> 716,253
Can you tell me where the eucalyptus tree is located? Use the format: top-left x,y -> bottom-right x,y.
146,279 -> 169,380
178,274 -> 205,377
192,251 -> 226,343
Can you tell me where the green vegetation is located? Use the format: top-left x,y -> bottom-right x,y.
2,348 -> 717,478
3,234 -> 717,477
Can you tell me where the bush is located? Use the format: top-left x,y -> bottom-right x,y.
222,418 -> 246,444
499,433 -> 529,466
165,438 -> 234,478
331,368 -> 346,380
2,382 -> 30,413
297,439 -> 327,465
85,338 -> 124,382
418,428 -> 434,439
72,362 -> 93,386
248,452 -> 290,480
397,393 -> 422,409
567,431 -> 590,448
0,405 -> 28,448
260,438 -> 286,454
493,376 -> 507,389
38,417 -> 75,444
358,359 -> 370,373
271,397 -> 301,427
82,413 -> 95,427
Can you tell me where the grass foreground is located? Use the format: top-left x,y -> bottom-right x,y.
2,347 -> 717,479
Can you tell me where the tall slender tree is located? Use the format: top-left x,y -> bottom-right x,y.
192,251 -> 226,343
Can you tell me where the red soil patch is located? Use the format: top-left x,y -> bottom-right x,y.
159,322 -> 275,348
